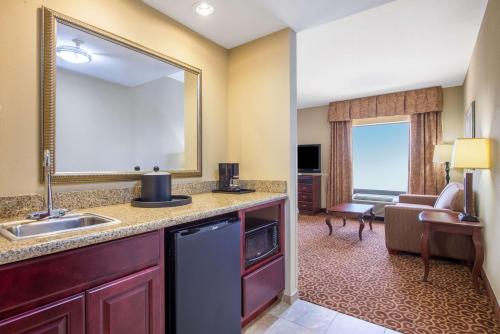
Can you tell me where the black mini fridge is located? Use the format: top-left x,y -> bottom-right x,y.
167,217 -> 241,334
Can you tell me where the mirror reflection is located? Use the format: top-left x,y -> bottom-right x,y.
54,21 -> 199,174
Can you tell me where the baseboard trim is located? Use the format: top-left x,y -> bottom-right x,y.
281,291 -> 299,304
242,296 -> 278,327
482,269 -> 500,322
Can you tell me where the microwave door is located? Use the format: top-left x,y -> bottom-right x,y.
247,243 -> 279,266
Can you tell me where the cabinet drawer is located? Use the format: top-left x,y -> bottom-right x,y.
298,176 -> 313,185
298,184 -> 312,193
298,192 -> 312,202
298,201 -> 313,211
242,256 -> 284,317
0,231 -> 161,320
0,294 -> 85,334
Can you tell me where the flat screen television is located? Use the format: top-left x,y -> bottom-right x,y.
298,144 -> 321,173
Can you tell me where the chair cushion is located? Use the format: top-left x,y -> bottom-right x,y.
434,182 -> 464,211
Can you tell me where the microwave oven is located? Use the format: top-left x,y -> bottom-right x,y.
245,218 -> 279,267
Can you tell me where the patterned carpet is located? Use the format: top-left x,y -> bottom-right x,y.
298,214 -> 499,334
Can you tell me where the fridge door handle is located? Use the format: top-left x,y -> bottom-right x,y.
178,228 -> 201,237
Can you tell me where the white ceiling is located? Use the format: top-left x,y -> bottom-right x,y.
142,0 -> 486,109
142,0 -> 394,49
56,22 -> 183,87
298,0 -> 488,108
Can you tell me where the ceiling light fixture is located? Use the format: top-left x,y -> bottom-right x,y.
193,1 -> 215,16
56,39 -> 92,64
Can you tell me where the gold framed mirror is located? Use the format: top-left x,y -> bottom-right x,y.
41,7 -> 202,183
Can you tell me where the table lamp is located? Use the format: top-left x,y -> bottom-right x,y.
433,144 -> 453,184
451,138 -> 491,222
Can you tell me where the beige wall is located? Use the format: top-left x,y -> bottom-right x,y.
227,29 -> 298,297
298,86 -> 465,207
463,0 -> 500,304
442,86 -> 465,182
0,0 -> 228,195
297,106 -> 329,208
227,29 -> 294,181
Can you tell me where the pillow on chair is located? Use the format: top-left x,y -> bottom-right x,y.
434,182 -> 464,211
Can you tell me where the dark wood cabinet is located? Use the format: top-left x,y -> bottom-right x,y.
298,175 -> 321,215
0,231 -> 164,334
0,231 -> 161,320
87,266 -> 163,334
242,256 -> 284,318
0,294 -> 85,334
239,200 -> 286,326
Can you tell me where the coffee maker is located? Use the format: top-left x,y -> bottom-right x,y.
213,163 -> 255,194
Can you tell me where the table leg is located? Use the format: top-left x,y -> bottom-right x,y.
342,217 -> 346,227
358,217 -> 365,241
471,229 -> 484,292
420,222 -> 430,282
325,217 -> 333,236
369,209 -> 374,230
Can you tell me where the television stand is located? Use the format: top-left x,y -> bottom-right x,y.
297,174 -> 321,215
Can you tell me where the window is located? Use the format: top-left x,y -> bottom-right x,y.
352,121 -> 410,192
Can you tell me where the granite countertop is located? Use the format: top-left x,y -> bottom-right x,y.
0,191 -> 287,266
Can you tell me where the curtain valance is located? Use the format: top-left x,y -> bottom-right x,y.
350,96 -> 377,119
328,86 -> 443,122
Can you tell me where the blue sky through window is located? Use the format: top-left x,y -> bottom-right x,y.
352,122 -> 410,192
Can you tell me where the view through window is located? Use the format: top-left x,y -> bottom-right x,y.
352,122 -> 410,192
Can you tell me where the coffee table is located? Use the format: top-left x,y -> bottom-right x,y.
325,203 -> 375,241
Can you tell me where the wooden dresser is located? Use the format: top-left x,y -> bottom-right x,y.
297,175 -> 321,215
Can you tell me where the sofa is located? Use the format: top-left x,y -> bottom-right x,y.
384,182 -> 473,260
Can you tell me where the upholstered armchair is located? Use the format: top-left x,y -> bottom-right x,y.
384,182 -> 473,260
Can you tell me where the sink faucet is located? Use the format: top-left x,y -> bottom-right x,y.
27,150 -> 67,220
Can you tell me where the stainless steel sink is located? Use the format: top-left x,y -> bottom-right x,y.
0,213 -> 120,241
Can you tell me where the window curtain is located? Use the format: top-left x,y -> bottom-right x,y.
326,121 -> 353,207
409,111 -> 445,195
326,86 -> 444,204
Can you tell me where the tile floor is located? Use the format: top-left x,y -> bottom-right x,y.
243,300 -> 402,334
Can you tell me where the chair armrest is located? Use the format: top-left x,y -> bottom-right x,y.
385,204 -> 452,216
398,194 -> 438,206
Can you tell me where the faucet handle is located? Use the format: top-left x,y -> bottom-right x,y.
27,208 -> 68,220
50,208 -> 69,218
27,211 -> 50,220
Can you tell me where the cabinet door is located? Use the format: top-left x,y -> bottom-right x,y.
243,256 -> 284,318
0,294 -> 85,334
86,266 -> 163,334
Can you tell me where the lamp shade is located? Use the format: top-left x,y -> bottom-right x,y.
451,138 -> 491,169
433,144 -> 453,163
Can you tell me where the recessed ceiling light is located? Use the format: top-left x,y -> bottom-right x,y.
193,1 -> 215,16
56,39 -> 92,64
